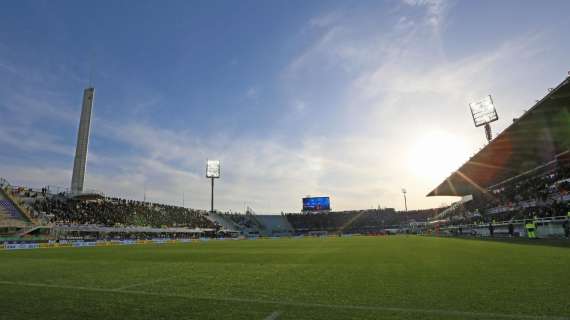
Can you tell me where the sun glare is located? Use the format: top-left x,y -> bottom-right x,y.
408,130 -> 470,183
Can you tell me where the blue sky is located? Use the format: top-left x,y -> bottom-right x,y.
1,0 -> 569,212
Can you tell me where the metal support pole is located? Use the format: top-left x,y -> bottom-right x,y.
401,188 -> 408,228
484,123 -> 492,142
210,177 -> 215,213
402,188 -> 408,212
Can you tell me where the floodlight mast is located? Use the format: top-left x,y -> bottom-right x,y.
206,160 -> 221,213
401,188 -> 408,212
484,123 -> 492,142
210,178 -> 214,213
401,188 -> 408,227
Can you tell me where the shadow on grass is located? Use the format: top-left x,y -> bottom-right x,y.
440,235 -> 570,249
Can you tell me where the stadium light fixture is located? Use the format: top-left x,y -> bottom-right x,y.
469,95 -> 498,143
206,160 -> 221,179
206,160 -> 221,213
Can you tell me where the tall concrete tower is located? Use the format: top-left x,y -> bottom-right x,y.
70,87 -> 95,194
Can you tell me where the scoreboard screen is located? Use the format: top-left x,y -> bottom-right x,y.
302,196 -> 331,212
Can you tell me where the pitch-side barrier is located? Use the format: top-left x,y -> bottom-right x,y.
1,238 -> 193,251
440,216 -> 569,238
0,236 -> 280,251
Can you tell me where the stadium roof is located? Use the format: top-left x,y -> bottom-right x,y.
428,76 -> 570,197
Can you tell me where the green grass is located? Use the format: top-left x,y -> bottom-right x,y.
1,236 -> 569,320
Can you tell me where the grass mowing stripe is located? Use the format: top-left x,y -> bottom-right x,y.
0,280 -> 566,320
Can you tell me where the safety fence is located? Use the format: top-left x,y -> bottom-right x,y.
439,216 -> 569,238
0,238 -> 226,251
0,234 -> 367,251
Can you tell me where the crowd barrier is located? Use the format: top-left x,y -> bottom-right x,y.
440,217 -> 569,238
1,238 -> 197,251
1,233 -> 440,251
4,243 -> 40,250
0,236 -> 291,251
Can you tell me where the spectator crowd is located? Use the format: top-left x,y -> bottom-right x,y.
32,196 -> 216,229
438,165 -> 570,226
285,208 -> 437,234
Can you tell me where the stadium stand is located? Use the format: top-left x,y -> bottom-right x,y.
0,179 -> 36,223
429,163 -> 570,238
222,212 -> 264,235
32,196 -> 217,229
205,211 -> 241,232
0,179 -> 33,229
0,200 -> 21,220
427,76 -> 570,238
0,200 -> 28,228
285,208 -> 438,235
254,214 -> 294,236
429,77 -> 570,197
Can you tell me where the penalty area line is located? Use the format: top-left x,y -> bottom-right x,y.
0,280 -> 567,320
114,276 -> 178,291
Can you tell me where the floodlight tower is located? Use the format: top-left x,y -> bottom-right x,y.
469,95 -> 499,143
401,188 -> 408,228
70,87 -> 95,195
401,188 -> 408,212
206,160 -> 221,213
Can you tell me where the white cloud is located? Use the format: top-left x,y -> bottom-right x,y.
0,89 -> 79,126
276,2 -> 554,210
400,0 -> 449,30
0,164 -> 71,191
0,124 -> 74,157
1,115 -> 417,212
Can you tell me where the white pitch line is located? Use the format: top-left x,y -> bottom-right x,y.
0,280 -> 567,320
114,276 -> 178,291
263,310 -> 281,320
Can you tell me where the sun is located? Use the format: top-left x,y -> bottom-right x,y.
407,130 -> 470,183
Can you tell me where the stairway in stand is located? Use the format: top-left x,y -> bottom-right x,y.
0,192 -> 29,228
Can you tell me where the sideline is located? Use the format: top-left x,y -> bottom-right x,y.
0,280 -> 567,320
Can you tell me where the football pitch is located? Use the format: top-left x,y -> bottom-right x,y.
1,236 -> 569,320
